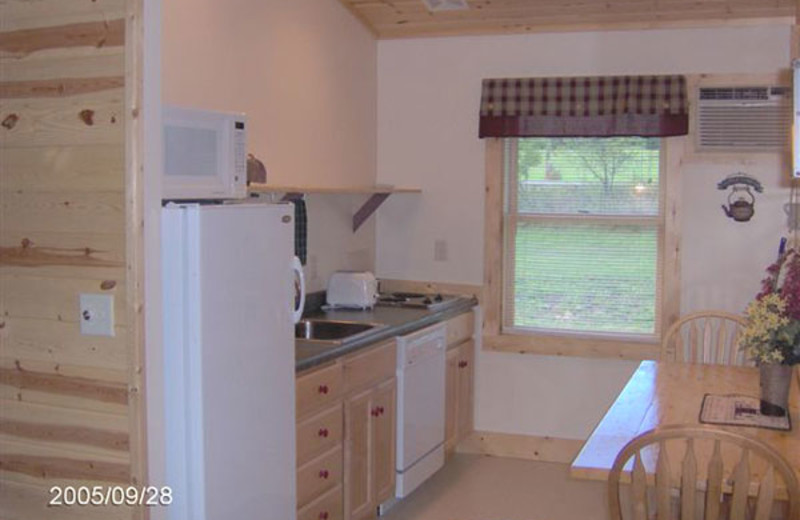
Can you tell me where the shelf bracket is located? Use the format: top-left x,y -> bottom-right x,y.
353,193 -> 391,232
281,192 -> 304,202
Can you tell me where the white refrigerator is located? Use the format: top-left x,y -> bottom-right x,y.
162,202 -> 302,520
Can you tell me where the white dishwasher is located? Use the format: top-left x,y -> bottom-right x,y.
394,323 -> 447,499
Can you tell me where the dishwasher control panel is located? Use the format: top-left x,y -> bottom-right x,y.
398,323 -> 446,367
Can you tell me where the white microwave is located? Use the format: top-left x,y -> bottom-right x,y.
162,105 -> 247,200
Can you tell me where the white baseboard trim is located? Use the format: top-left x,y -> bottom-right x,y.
456,431 -> 585,465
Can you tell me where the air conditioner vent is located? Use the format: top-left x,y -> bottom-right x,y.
422,0 -> 470,12
696,85 -> 791,152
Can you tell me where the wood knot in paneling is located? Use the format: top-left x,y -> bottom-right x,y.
2,113 -> 19,129
100,280 -> 117,291
79,109 -> 95,125
0,19 -> 125,57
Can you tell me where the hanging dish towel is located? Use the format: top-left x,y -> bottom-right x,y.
293,198 -> 307,265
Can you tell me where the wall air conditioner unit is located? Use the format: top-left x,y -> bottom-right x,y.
696,85 -> 791,153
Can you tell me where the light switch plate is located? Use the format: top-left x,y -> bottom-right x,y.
79,293 -> 115,336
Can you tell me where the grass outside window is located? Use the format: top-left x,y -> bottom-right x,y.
502,137 -> 663,340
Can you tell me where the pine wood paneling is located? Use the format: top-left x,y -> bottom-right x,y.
0,453 -> 129,483
0,384 -> 129,416
0,433 -> 130,468
1,316 -> 128,371
0,19 -> 125,57
0,478 -> 132,520
0,355 -> 129,386
0,0 -> 126,31
0,400 -> 128,438
0,48 -> 125,82
0,0 -> 135,509
457,431 -> 585,464
0,89 -> 124,147
1,190 -> 125,235
0,368 -> 128,405
0,274 -> 126,324
0,76 -> 125,98
1,143 -> 124,191
338,0 -> 794,38
0,231 -> 125,266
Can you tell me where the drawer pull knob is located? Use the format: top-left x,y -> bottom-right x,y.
318,469 -> 329,479
459,360 -> 468,368
378,406 -> 385,415
318,384 -> 329,394
318,428 -> 329,438
318,512 -> 329,520
371,408 -> 378,417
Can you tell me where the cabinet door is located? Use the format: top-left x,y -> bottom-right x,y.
456,340 -> 475,439
344,388 -> 372,520
372,378 -> 396,505
444,346 -> 460,452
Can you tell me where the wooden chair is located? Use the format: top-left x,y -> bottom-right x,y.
660,311 -> 750,366
608,425 -> 800,520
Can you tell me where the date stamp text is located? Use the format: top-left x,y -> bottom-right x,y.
49,486 -> 172,507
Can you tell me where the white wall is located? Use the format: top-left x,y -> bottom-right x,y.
376,24 -> 793,440
162,0 -> 378,290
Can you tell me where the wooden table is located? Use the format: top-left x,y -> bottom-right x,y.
570,361 -> 800,491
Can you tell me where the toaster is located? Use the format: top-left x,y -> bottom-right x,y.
326,271 -> 378,309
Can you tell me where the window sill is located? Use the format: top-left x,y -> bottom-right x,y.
482,332 -> 660,361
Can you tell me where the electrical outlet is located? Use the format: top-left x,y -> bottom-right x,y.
79,293 -> 115,337
434,239 -> 448,262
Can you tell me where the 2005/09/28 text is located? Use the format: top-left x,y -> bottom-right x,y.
49,486 -> 173,507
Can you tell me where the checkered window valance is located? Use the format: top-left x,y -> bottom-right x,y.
479,75 -> 688,138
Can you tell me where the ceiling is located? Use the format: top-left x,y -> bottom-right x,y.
337,0 -> 795,39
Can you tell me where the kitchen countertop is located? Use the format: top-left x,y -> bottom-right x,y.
295,297 -> 478,372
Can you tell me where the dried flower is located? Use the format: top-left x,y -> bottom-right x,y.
741,250 -> 800,365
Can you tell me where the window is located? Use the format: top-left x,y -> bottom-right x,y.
501,137 -> 664,341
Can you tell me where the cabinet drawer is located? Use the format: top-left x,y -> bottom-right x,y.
343,340 -> 396,394
446,311 -> 474,348
297,362 -> 343,418
297,484 -> 343,520
297,403 -> 343,466
297,446 -> 343,508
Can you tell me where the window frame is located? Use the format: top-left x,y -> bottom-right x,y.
483,138 -> 681,360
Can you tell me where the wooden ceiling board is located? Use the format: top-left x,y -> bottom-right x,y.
338,0 -> 795,38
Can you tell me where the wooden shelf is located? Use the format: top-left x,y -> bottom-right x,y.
247,184 -> 421,231
248,184 -> 421,195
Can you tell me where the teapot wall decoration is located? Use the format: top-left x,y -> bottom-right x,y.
718,173 -> 763,223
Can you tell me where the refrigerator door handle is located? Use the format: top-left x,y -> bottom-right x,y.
292,256 -> 305,323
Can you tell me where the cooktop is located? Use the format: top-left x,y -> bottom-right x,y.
375,292 -> 460,312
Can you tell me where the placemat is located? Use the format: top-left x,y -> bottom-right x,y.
699,394 -> 791,431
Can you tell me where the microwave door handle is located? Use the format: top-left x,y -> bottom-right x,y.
292,256 -> 305,324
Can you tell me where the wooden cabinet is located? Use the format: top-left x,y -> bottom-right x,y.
343,342 -> 397,520
454,339 -> 474,439
297,340 -> 396,520
296,361 -> 345,517
297,362 -> 343,417
295,308 -> 476,518
298,484 -> 344,520
444,310 -> 476,454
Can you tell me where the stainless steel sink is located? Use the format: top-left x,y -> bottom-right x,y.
294,319 -> 385,345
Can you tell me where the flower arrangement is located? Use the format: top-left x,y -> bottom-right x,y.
739,250 -> 800,365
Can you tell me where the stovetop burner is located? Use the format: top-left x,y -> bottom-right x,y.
376,291 -> 458,311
